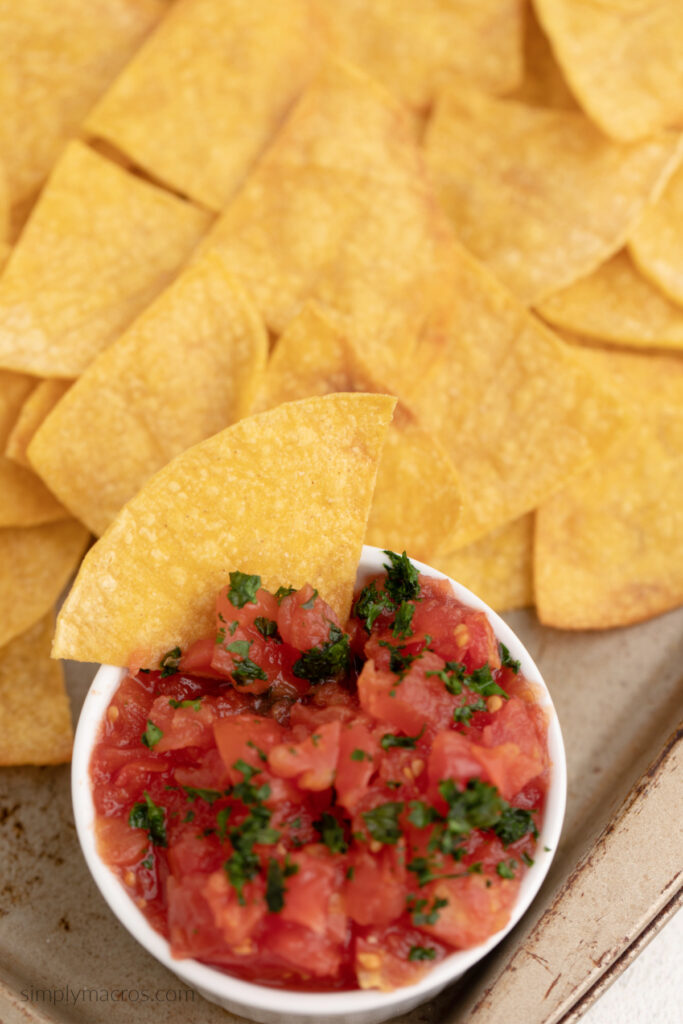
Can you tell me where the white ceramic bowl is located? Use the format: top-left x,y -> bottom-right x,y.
72,545 -> 566,1024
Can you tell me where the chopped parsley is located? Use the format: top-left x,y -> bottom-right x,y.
129,792 -> 167,848
453,697 -> 487,725
141,855 -> 154,870
499,642 -> 521,673
159,647 -> 181,678
292,623 -> 351,682
301,588 -> 318,609
254,617 -> 281,642
493,806 -> 538,846
407,801 -> 440,829
182,809 -> 195,824
380,725 -> 425,750
353,581 -> 394,632
522,851 -> 535,867
426,661 -> 465,695
383,550 -> 420,604
182,786 -> 225,804
361,801 -> 404,845
465,664 -> 509,699
246,739 -> 268,762
314,812 -> 349,854
224,639 -> 269,686
141,719 -> 163,748
408,894 -> 448,926
265,856 -> 299,913
408,946 -> 437,962
216,807 -> 231,841
496,859 -> 517,879
227,571 -> 261,608
392,600 -> 415,639
378,639 -> 420,679
168,697 -> 202,711
223,761 -> 280,904
274,585 -> 295,604
350,748 -> 372,762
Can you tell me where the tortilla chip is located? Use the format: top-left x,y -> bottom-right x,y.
393,254 -> 630,548
0,244 -> 10,273
537,251 -> 683,351
0,519 -> 89,649
424,83 -> 682,304
0,615 -> 73,766
54,393 -> 395,666
0,160 -> 8,242
0,370 -> 66,525
202,60 -> 454,349
0,141 -> 211,378
0,0 -> 165,208
534,0 -> 683,142
28,251 -> 268,536
508,3 -> 577,110
313,0 -> 525,110
86,0 -> 320,211
535,347 -> 683,629
6,379 -> 72,467
252,304 -> 461,562
434,515 -> 534,613
629,164 -> 683,307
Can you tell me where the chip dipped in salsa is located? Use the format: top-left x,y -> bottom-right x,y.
91,551 -> 550,991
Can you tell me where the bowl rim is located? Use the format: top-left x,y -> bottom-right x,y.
71,544 -> 567,1017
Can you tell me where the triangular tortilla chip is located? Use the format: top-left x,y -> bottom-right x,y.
629,164 -> 683,307
0,0 -> 164,208
0,520 -> 89,649
508,3 -> 577,111
0,370 -> 66,525
424,83 -> 681,304
537,251 -> 683,351
535,346 -> 683,629
202,60 -> 454,347
0,159 -> 8,242
313,0 -> 525,109
534,0 -> 683,141
0,141 -> 211,378
54,393 -> 395,665
252,304 -> 461,562
0,616 -> 73,766
86,0 -> 320,211
28,250 -> 268,536
433,515 -> 534,614
6,379 -> 72,467
391,254 -> 629,548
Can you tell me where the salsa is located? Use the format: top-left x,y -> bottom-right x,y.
91,552 -> 550,991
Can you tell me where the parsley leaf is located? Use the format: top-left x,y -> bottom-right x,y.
496,859 -> 517,879
227,571 -> 261,608
141,720 -> 163,748
265,856 -> 299,913
314,811 -> 349,854
292,623 -> 351,683
129,792 -> 167,847
354,580 -> 395,632
408,895 -> 448,926
466,664 -> 509,698
350,748 -> 372,762
392,600 -> 415,639
254,617 -> 281,642
499,643 -> 521,673
223,761 -> 280,904
216,807 -> 231,841
493,806 -> 538,846
168,697 -> 203,711
301,588 -> 318,609
408,946 -> 437,962
453,697 -> 487,725
380,725 -> 425,750
383,550 -> 420,604
274,585 -> 295,604
182,786 -> 224,804
361,801 -> 404,845
407,801 -> 440,828
159,647 -> 181,677
378,639 -> 420,678
224,639 -> 269,686
426,660 -> 465,695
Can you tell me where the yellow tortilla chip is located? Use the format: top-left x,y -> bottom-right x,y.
508,3 -> 577,110
0,616 -> 73,766
0,243 -> 10,273
313,0 -> 525,110
0,159 -> 8,242
534,0 -> 683,142
54,393 -> 395,665
629,164 -> 683,307
0,141 -> 211,378
252,304 -> 461,562
202,60 -> 454,348
0,370 -> 66,526
537,251 -> 683,351
0,519 -> 89,649
28,251 -> 268,536
6,379 -> 72,467
424,83 -> 682,304
434,515 -> 534,613
535,347 -> 683,629
86,0 -> 320,211
393,253 -> 629,548
0,0 -> 164,208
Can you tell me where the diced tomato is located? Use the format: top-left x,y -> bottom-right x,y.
357,652 -> 455,735
335,721 -> 379,811
179,636 -> 226,677
168,833 -> 224,878
203,870 -> 266,946
344,845 -> 406,926
277,584 -> 341,651
214,714 -> 284,782
355,924 -> 446,990
411,579 -> 501,670
264,920 -> 343,978
146,693 -> 216,752
418,874 -> 519,949
95,815 -> 147,867
428,727 -> 542,801
481,695 -> 548,767
280,848 -> 345,937
428,730 -> 484,795
268,721 -> 341,791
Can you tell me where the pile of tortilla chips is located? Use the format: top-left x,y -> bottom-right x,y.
1,0 -> 683,765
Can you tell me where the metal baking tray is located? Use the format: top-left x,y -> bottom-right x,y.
1,604 -> 681,1024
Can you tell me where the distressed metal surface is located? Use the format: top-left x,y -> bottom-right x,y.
1,606 -> 682,1024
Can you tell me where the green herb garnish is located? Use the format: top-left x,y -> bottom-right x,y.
141,720 -> 163,748
383,550 -> 420,604
361,801 -> 404,845
129,792 -> 167,847
227,571 -> 261,608
292,623 -> 351,683
159,647 -> 181,677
